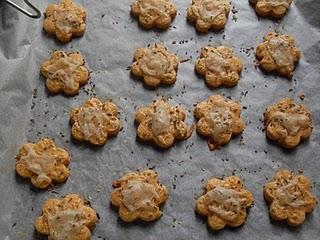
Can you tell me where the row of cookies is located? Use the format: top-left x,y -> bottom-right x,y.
132,0 -> 294,31
32,169 -> 317,239
41,32 -> 300,96
43,0 -> 294,43
24,94 -> 314,157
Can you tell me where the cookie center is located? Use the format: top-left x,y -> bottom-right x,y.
205,52 -> 230,74
198,0 -> 222,21
151,103 -> 171,135
22,144 -> 57,184
47,53 -> 82,90
205,107 -> 233,138
141,50 -> 171,76
270,111 -> 310,133
140,0 -> 169,17
268,37 -> 293,67
47,209 -> 86,240
275,180 -> 306,208
205,186 -> 247,221
54,10 -> 81,34
122,180 -> 159,212
77,106 -> 109,140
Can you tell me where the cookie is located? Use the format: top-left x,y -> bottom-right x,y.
256,32 -> 301,79
195,46 -> 243,88
40,51 -> 89,96
44,0 -> 86,42
70,98 -> 121,146
249,0 -> 293,18
264,98 -> 312,149
187,0 -> 231,32
196,176 -> 254,230
131,43 -> 180,88
111,170 -> 168,222
135,98 -> 194,148
194,95 -> 245,150
15,138 -> 70,189
35,194 -> 98,239
264,170 -> 318,226
131,0 -> 177,29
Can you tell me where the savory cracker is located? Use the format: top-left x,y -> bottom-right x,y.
16,138 -> 70,189
264,170 -> 317,226
196,176 -> 254,230
44,0 -> 87,42
111,170 -> 168,222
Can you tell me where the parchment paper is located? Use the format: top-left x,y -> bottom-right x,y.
0,0 -> 319,239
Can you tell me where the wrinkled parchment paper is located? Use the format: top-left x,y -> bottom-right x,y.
0,0 -> 319,239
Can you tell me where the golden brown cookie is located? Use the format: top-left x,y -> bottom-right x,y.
249,0 -> 293,18
35,194 -> 98,240
44,0 -> 86,43
40,51 -> 89,96
131,43 -> 180,88
135,98 -> 194,148
70,98 -> 121,146
264,98 -> 312,149
187,0 -> 231,32
195,46 -> 243,88
15,138 -> 70,189
111,169 -> 168,222
131,0 -> 177,29
264,170 -> 318,226
256,32 -> 301,79
194,95 -> 245,150
196,176 -> 254,230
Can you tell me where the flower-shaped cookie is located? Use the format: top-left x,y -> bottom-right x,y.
135,98 -> 194,148
35,194 -> 98,239
44,0 -> 87,42
111,170 -> 168,222
256,32 -> 301,79
264,98 -> 312,149
70,98 -> 121,146
194,95 -> 245,150
195,46 -> 243,88
187,0 -> 231,32
40,51 -> 89,96
264,170 -> 318,226
131,44 -> 180,88
131,0 -> 177,29
196,176 -> 254,230
249,0 -> 293,18
15,138 -> 70,189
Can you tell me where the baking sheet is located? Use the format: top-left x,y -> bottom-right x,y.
0,0 -> 320,239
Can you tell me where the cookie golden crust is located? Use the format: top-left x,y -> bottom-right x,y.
249,0 -> 293,18
194,95 -> 245,150
135,98 -> 194,148
35,194 -> 98,240
44,0 -> 86,43
70,98 -> 121,146
264,170 -> 318,226
15,138 -> 70,189
195,46 -> 243,88
111,170 -> 168,222
131,44 -> 180,88
40,51 -> 89,96
187,0 -> 231,32
131,0 -> 177,29
256,32 -> 301,79
196,176 -> 254,231
264,98 -> 312,149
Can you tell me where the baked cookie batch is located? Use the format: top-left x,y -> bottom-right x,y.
15,0 -> 317,238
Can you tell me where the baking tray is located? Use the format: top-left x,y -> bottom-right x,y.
0,0 -> 319,239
